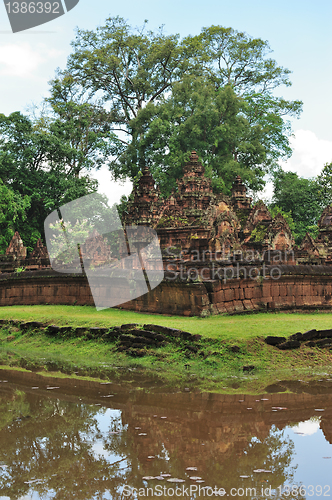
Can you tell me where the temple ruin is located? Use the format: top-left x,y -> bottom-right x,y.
1,150 -> 332,272
124,150 -> 330,269
2,151 -> 332,316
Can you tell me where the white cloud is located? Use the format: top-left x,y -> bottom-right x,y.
0,42 -> 61,77
280,130 -> 332,178
91,166 -> 133,206
291,417 -> 321,436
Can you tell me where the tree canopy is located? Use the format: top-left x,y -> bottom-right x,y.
5,16 -> 332,252
61,17 -> 302,195
0,111 -> 98,250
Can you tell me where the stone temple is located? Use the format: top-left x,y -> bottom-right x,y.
3,150 -> 332,315
124,150 -> 329,268
2,150 -> 332,271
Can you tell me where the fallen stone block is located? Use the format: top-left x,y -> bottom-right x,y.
129,329 -> 167,342
120,324 -> 138,331
20,321 -> 45,331
102,328 -> 121,340
317,329 -> 332,339
130,335 -> 155,345
289,332 -> 303,341
58,326 -> 72,335
301,329 -> 318,341
185,345 -> 198,353
127,348 -> 146,357
264,336 -> 286,346
46,325 -> 60,335
143,324 -> 182,338
74,327 -> 87,336
307,338 -> 332,348
130,343 -> 148,350
119,334 -> 135,342
89,327 -> 109,337
277,340 -> 301,350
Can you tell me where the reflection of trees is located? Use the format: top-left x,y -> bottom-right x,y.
227,426 -> 297,493
0,390 -> 132,500
0,386 -> 314,500
119,410 -> 298,497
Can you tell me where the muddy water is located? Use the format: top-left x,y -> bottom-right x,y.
0,371 -> 331,500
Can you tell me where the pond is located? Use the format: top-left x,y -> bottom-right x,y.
0,370 -> 331,499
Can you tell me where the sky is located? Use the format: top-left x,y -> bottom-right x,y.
1,0 -> 332,203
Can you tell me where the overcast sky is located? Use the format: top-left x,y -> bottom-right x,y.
1,0 -> 331,204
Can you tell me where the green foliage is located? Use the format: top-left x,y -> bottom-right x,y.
235,209 -> 249,228
48,218 -> 93,264
14,267 -> 26,274
156,215 -> 189,228
66,16 -> 187,178
251,224 -> 267,243
1,307 -> 332,393
45,71 -> 118,176
269,205 -> 296,232
0,180 -> 31,253
271,169 -> 321,244
62,17 -> 302,195
0,111 -> 98,250
316,161 -> 332,206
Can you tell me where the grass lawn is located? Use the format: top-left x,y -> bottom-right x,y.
0,304 -> 332,339
0,305 -> 332,393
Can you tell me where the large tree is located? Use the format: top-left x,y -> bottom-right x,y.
44,71 -> 117,178
61,18 -> 302,194
65,16 -> 187,178
0,111 -> 98,250
271,169 -> 321,244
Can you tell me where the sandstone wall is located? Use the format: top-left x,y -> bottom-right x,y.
1,266 -> 332,316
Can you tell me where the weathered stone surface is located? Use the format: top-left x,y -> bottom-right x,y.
103,328 -> 121,340
80,229 -> 112,267
119,334 -> 135,342
144,324 -> 182,338
185,345 -> 198,353
127,348 -> 146,357
121,324 -> 138,331
20,321 -> 45,331
307,339 -> 332,348
317,329 -> 332,339
58,327 -> 72,335
277,340 -> 301,350
30,239 -> 49,260
129,329 -> 167,342
89,327 -> 109,337
6,231 -> 27,259
74,327 -> 87,336
301,329 -> 319,341
289,332 -> 303,341
264,336 -> 287,346
46,325 -> 60,335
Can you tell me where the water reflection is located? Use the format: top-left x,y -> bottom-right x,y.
0,371 -> 331,499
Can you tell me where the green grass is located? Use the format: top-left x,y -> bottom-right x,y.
0,305 -> 332,393
1,304 -> 332,339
